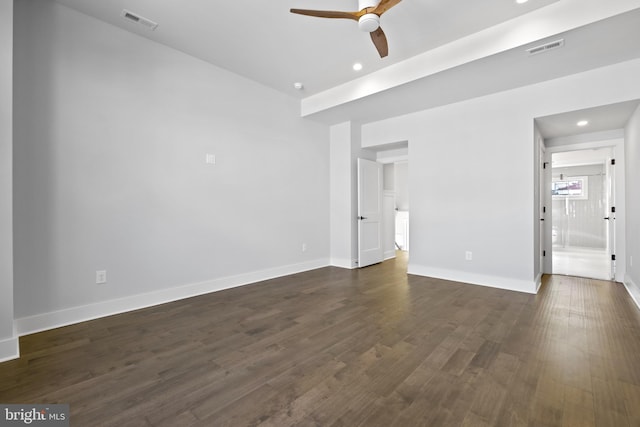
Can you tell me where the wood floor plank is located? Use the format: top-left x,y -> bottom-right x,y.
2,253 -> 640,426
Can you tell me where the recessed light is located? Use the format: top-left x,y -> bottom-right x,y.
577,120 -> 589,127
516,0 -> 529,4
293,82 -> 304,90
353,63 -> 363,71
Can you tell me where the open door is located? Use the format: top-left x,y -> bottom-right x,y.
357,158 -> 383,267
551,148 -> 614,281
539,143 -> 547,276
605,157 -> 616,279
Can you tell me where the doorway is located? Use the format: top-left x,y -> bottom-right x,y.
391,161 -> 409,252
369,142 -> 409,262
550,148 -> 614,280
536,100 -> 635,283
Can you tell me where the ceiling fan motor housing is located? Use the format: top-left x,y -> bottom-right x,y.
358,13 -> 380,32
358,0 -> 382,32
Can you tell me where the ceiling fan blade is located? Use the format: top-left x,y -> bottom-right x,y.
370,27 -> 389,58
290,8 -> 360,21
371,0 -> 402,16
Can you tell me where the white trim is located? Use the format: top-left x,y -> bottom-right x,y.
16,258 -> 329,337
330,258 -> 357,269
384,250 -> 397,261
535,272 -> 543,292
545,138 -> 626,283
0,336 -> 19,363
408,264 -> 537,294
624,275 -> 640,311
545,138 -> 624,154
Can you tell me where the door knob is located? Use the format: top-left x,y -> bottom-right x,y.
358,216 -> 367,220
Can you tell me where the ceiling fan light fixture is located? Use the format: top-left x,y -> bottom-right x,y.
358,13 -> 380,32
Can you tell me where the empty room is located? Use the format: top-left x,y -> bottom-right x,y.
2,0 -> 640,425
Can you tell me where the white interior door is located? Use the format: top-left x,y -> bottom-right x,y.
358,158 -> 383,268
540,144 -> 547,274
605,157 -> 616,279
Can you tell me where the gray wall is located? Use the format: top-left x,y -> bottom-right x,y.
361,58 -> 640,292
395,161 -> 409,211
13,0 -> 329,320
625,104 -> 640,296
0,0 -> 15,350
383,163 -> 395,191
552,164 -> 607,249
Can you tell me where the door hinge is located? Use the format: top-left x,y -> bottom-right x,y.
612,254 -> 616,261
611,206 -> 616,213
611,159 -> 616,165
543,162 -> 549,169
543,250 -> 546,257
543,206 -> 546,213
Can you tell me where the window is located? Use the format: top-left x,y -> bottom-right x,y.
552,176 -> 588,200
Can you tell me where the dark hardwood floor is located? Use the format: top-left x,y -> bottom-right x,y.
2,252 -> 640,426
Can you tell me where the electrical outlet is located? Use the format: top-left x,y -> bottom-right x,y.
302,243 -> 307,252
96,270 -> 107,284
205,153 -> 216,164
465,251 -> 473,261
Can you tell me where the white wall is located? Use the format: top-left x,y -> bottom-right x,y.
329,121 -> 376,268
625,104 -> 640,306
0,0 -> 17,361
330,123 -> 354,267
383,163 -> 395,191
12,0 -> 329,331
362,58 -> 640,294
395,161 -> 409,211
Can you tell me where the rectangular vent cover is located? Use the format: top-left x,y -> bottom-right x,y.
121,9 -> 158,31
527,39 -> 564,56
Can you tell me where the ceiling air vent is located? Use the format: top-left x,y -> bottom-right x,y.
121,9 -> 158,31
527,39 -> 564,56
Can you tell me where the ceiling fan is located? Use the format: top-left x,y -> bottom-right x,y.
290,0 -> 402,58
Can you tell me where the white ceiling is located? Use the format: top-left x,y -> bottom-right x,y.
52,0 -> 640,125
52,0 -> 559,97
536,100 -> 640,140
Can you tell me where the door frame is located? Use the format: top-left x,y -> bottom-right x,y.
539,142 -> 548,278
544,138 -> 626,282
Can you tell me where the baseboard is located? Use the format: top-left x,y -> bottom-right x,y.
383,250 -> 397,261
16,258 -> 330,337
624,275 -> 640,311
330,258 -> 357,269
0,335 -> 19,363
408,264 -> 537,294
535,272 -> 543,292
